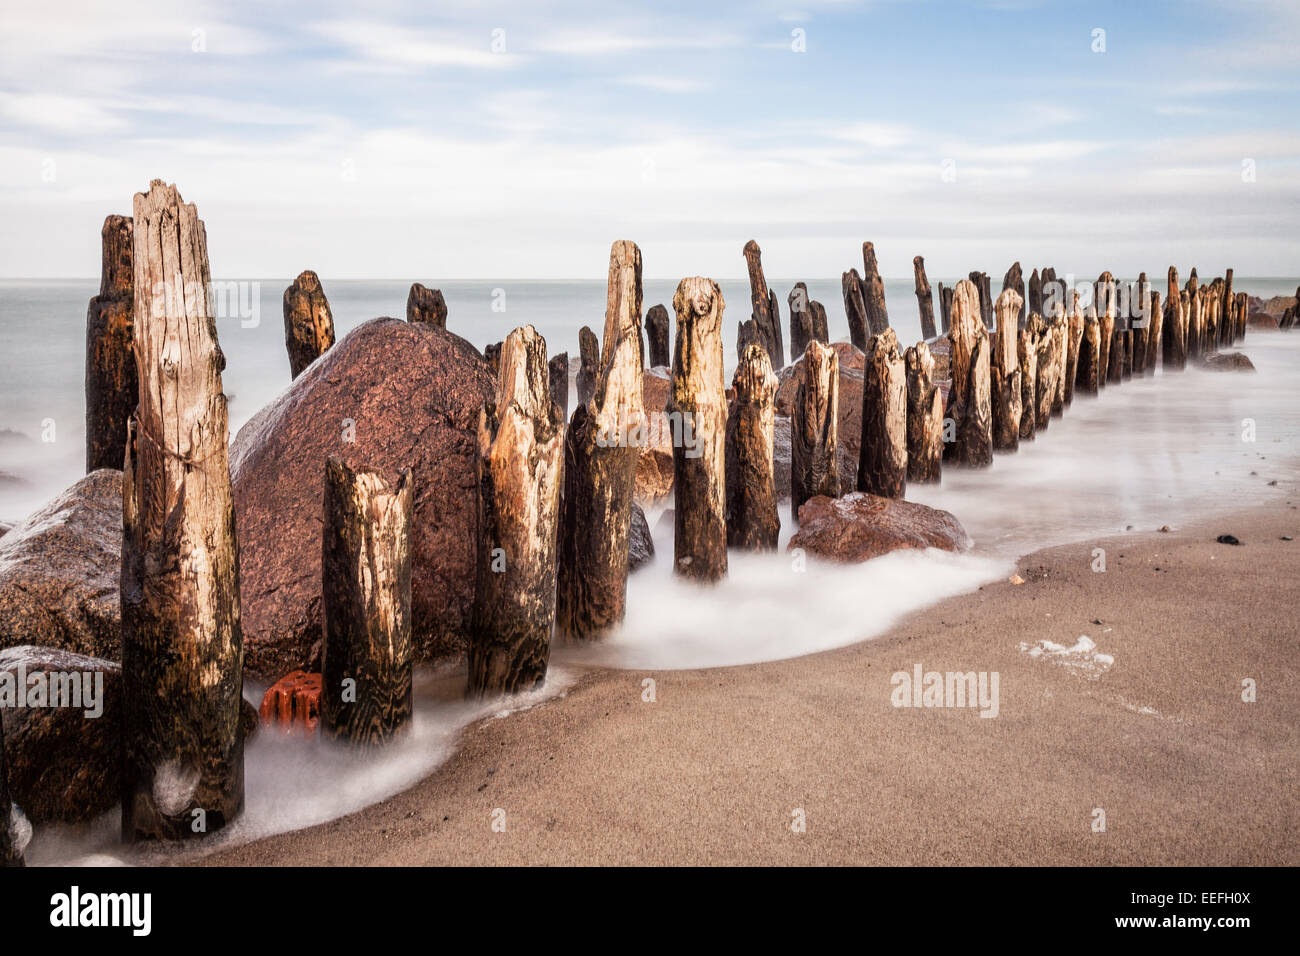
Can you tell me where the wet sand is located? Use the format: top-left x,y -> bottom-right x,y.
200,502 -> 1299,866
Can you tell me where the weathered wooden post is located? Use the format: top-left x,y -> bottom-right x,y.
1131,274 -> 1148,375
789,282 -> 815,360
946,280 -> 993,466
1188,287 -> 1205,361
1076,298 -> 1100,395
469,326 -> 565,696
810,299 -> 829,345
548,352 -> 569,419
1094,272 -> 1114,387
484,341 -> 502,375
725,345 -> 779,551
121,180 -> 244,841
991,288 -> 1022,451
1028,268 -> 1043,318
1,715 -> 23,867
320,459 -> 413,748
970,271 -> 994,328
858,328 -> 907,497
1064,289 -> 1083,405
576,325 -> 599,406
1144,290 -> 1162,374
792,340 -> 839,519
645,303 -> 671,368
737,318 -> 763,361
861,242 -> 890,335
86,214 -> 137,473
1163,267 -> 1185,369
743,240 -> 783,368
904,341 -> 943,483
283,269 -> 335,379
1018,324 -> 1038,441
913,256 -> 937,340
1049,302 -> 1068,416
841,269 -> 870,350
940,283 -> 954,334
669,277 -> 728,581
556,241 -> 644,640
1002,262 -> 1026,327
1220,269 -> 1234,349
406,282 -> 447,327
1035,313 -> 1063,431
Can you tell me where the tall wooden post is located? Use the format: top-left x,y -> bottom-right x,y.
792,340 -> 839,517
1064,289 -> 1083,404
904,341 -> 943,483
725,345 -> 780,551
1018,326 -> 1038,441
858,328 -> 907,497
810,299 -> 829,345
940,284 -> 954,334
1035,313 -> 1063,430
1028,268 -> 1043,317
645,304 -> 671,368
1131,274 -> 1149,375
549,352 -> 569,419
789,282 -> 815,360
406,282 -> 447,327
1145,290 -> 1162,374
991,288 -> 1022,451
841,269 -> 869,350
1002,262 -> 1026,327
946,279 -> 993,467
670,277 -> 728,581
320,459 -> 414,748
283,269 -> 335,379
1095,272 -> 1114,388
913,256 -> 937,340
742,240 -> 783,368
86,214 -> 137,473
861,242 -> 890,335
576,325 -> 599,406
556,241 -> 645,640
469,326 -> 565,696
121,180 -> 244,842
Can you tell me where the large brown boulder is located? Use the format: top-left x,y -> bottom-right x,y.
788,492 -> 970,563
231,318 -> 496,679
775,341 -> 863,491
635,368 -> 675,505
0,470 -> 121,661
1246,311 -> 1279,331
1200,351 -> 1256,372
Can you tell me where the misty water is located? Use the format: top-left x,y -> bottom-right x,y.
3,277 -> 1297,864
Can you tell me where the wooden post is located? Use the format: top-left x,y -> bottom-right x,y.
905,341 -> 943,483
1,714 -> 23,867
1163,268 -> 1185,369
1131,274 -> 1148,375
1049,303 -> 1068,416
484,341 -> 502,375
1076,298 -> 1101,395
1064,289 -> 1083,405
283,269 -> 335,379
645,304 -> 671,368
469,326 -> 565,696
861,242 -> 890,335
1145,290 -> 1162,374
725,345 -> 780,550
742,240 -> 783,368
969,271 -> 993,328
841,269 -> 869,350
320,459 -> 413,748
1094,272 -> 1114,388
858,328 -> 907,497
556,241 -> 645,640
1187,287 -> 1204,361
789,282 -> 815,360
1018,326 -> 1038,441
1035,313 -> 1063,431
991,288 -> 1022,451
913,256 -> 937,340
669,277 -> 728,581
946,280 -> 993,467
810,299 -> 829,345
1002,262 -> 1026,327
121,180 -> 244,842
549,352 -> 569,419
406,282 -> 447,327
1028,268 -> 1043,317
85,214 -> 137,473
576,325 -> 599,406
792,340 -> 839,518
940,284 -> 954,334
737,318 -> 763,361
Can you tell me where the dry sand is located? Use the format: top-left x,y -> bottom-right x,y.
201,503 -> 1299,866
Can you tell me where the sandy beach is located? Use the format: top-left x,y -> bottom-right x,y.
198,500 -> 1299,867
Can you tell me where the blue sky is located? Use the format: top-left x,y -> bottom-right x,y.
1,0 -> 1297,279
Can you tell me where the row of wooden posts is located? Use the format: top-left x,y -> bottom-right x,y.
55,179 -> 1261,853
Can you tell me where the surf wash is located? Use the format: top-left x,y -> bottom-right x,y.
49,886 -> 151,936
0,665 -> 105,718
890,665 -> 999,718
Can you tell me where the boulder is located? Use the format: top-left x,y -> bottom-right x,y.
1200,351 -> 1255,372
231,318 -> 496,679
1259,295 -> 1295,317
788,492 -> 970,563
1,645 -> 257,824
635,368 -> 675,504
774,341 -> 863,491
628,502 -> 655,571
0,470 -> 121,661
1247,312 -> 1279,331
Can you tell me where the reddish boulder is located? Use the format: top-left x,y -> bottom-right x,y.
231,318 -> 496,679
788,492 -> 970,563
1200,351 -> 1256,372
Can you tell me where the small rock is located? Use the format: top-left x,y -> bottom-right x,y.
1281,536 -> 1293,542
1216,534 -> 1241,545
1009,574 -> 1025,585
1158,525 -> 1171,533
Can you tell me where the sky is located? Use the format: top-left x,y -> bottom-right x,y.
0,0 -> 1297,280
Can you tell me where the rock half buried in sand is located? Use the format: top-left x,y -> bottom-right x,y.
0,470 -> 121,661
628,502 -> 655,571
787,492 -> 970,563
1200,351 -> 1255,372
230,318 -> 496,680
